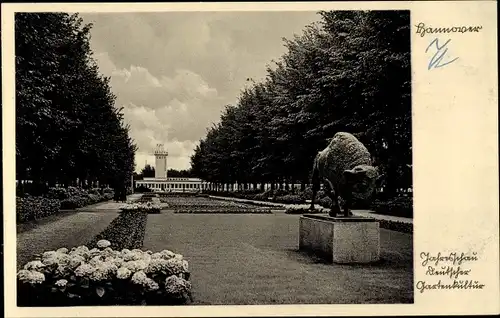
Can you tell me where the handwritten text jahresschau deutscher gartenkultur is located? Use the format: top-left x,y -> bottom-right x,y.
420,251 -> 478,267
416,280 -> 485,293
416,22 -> 482,37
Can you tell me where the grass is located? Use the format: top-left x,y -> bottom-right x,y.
143,211 -> 413,305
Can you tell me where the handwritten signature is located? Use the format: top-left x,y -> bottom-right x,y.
425,38 -> 459,70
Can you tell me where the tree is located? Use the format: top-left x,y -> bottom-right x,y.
190,10 -> 412,196
15,13 -> 137,193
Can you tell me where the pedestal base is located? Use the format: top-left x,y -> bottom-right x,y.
299,214 -> 380,264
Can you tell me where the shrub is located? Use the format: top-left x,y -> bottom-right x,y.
16,196 -> 61,223
60,196 -> 87,209
273,194 -> 305,204
371,196 -> 413,218
378,219 -> 413,233
17,241 -> 192,306
317,196 -> 332,208
47,187 -> 70,200
285,207 -> 327,214
253,190 -> 272,201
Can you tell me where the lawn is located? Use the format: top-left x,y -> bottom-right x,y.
143,211 -> 413,305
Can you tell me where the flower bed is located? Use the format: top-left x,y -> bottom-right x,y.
17,240 -> 192,306
173,209 -> 273,214
88,212 -> 148,251
160,197 -> 260,209
119,202 -> 161,214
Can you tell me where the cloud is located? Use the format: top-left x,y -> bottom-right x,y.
82,12 -> 320,172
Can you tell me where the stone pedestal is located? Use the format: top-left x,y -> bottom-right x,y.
299,214 -> 380,264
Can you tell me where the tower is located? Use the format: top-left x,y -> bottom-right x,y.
154,143 -> 168,179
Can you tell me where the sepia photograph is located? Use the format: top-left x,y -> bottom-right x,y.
3,0 -> 500,316
12,9 -> 415,306
13,9 -> 414,306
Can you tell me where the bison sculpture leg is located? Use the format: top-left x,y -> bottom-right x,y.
339,185 -> 353,217
310,163 -> 321,211
325,179 -> 341,217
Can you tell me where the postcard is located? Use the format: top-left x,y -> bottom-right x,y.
2,1 -> 498,317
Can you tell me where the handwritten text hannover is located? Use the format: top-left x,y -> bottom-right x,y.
416,23 -> 482,37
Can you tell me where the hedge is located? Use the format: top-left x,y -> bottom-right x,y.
17,187 -> 115,223
16,196 -> 61,223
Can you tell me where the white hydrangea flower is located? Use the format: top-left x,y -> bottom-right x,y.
56,265 -> 71,276
97,240 -> 111,249
101,247 -> 115,258
17,269 -> 33,282
24,260 -> 45,271
122,252 -> 135,262
142,253 -> 152,264
116,266 -> 132,279
74,263 -> 96,277
42,251 -> 58,260
121,248 -> 131,255
29,271 -> 46,284
89,248 -> 100,255
70,246 -> 91,259
74,246 -> 90,254
55,279 -> 68,287
109,257 -> 124,268
182,260 -> 189,273
18,270 -> 46,284
151,253 -> 162,259
123,260 -> 148,272
145,250 -> 153,255
89,268 -> 109,281
144,258 -> 168,274
145,278 -> 159,291
131,271 -> 149,285
164,258 -> 185,275
56,247 -> 69,254
164,275 -> 191,297
69,255 -> 85,269
56,254 -> 71,266
160,250 -> 175,259
89,255 -> 104,266
173,254 -> 184,261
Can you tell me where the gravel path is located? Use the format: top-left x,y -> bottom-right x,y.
16,195 -> 142,269
17,211 -> 118,269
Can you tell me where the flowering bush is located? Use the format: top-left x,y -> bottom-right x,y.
174,209 -> 273,214
17,240 -> 192,306
120,202 -> 161,214
16,196 -> 61,223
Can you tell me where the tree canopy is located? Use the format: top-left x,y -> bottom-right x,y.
16,13 -> 137,190
190,10 -> 412,195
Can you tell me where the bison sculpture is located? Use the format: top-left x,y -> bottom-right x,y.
310,132 -> 380,217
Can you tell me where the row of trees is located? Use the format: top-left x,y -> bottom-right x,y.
190,10 -> 412,197
15,13 -> 137,194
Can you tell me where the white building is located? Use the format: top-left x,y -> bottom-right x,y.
135,144 -> 208,192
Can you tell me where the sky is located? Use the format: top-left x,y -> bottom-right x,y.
80,12 -> 321,173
